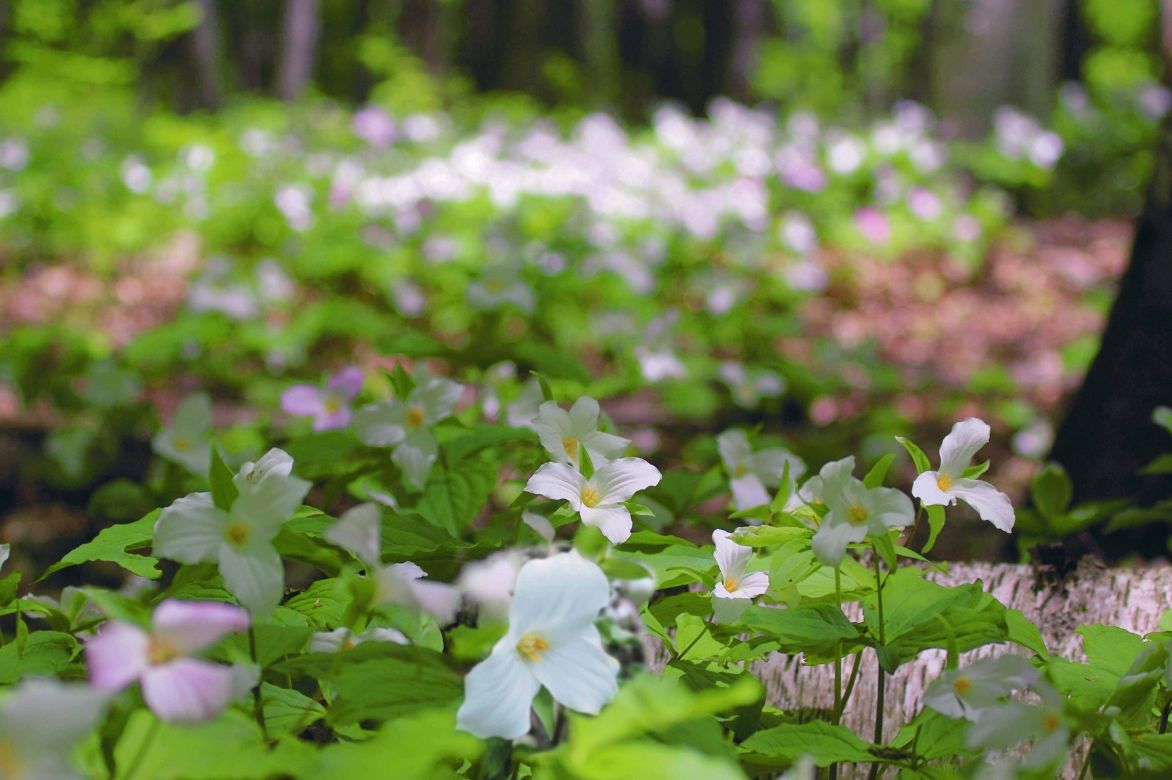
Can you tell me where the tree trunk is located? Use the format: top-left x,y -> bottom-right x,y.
1048,115 -> 1172,559
188,0 -> 223,110
277,0 -> 320,101
642,559 -> 1172,778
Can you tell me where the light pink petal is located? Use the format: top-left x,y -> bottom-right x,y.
327,366 -> 365,399
524,462 -> 584,505
939,418 -> 990,476
593,457 -> 661,503
281,385 -> 325,417
86,622 -> 150,691
579,505 -> 633,544
151,600 -> 250,655
141,658 -> 236,723
313,406 -> 353,431
391,561 -> 426,581
409,579 -> 461,625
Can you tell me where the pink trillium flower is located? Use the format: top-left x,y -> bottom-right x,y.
281,367 -> 364,431
85,600 -> 250,723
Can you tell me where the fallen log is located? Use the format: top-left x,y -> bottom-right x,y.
641,558 -> 1172,777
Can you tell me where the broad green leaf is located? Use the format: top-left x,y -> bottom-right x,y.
441,423 -> 534,464
863,453 -> 896,488
567,741 -> 745,780
1006,609 -> 1050,660
737,604 -> 863,661
39,510 -> 160,581
895,435 -> 931,473
412,455 -> 499,535
282,578 -> 348,630
262,683 -> 326,735
1031,463 -> 1072,521
740,721 -> 884,768
922,505 -> 946,554
0,631 -> 79,683
327,645 -> 463,724
311,707 -> 482,778
209,445 -> 238,512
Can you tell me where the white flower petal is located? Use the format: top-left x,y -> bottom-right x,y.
581,431 -> 630,463
151,600 -> 250,655
218,542 -> 285,616
712,529 -> 750,581
86,622 -> 150,691
716,429 -> 752,472
325,503 -> 383,567
733,571 -> 770,598
567,396 -> 602,434
154,493 -> 226,565
864,486 -> 915,531
811,517 -> 867,567
393,428 -> 438,490
141,658 -> 236,722
534,402 -> 574,462
951,478 -> 1016,532
939,417 -> 990,476
530,626 -> 619,714
813,456 -> 857,508
411,376 -> 463,424
751,448 -> 806,484
521,510 -> 556,543
593,457 -> 661,503
0,679 -> 109,751
353,401 -> 408,447
579,505 -> 634,544
457,643 -> 540,740
408,579 -> 461,625
524,462 -> 584,504
508,552 -> 610,635
911,471 -> 953,506
730,473 -> 770,511
231,465 -> 310,538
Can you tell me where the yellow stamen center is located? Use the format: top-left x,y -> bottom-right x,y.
733,463 -> 749,478
580,485 -> 602,508
562,437 -> 579,458
324,395 -> 342,414
225,522 -> 249,546
723,578 -> 739,592
174,436 -> 189,452
937,473 -> 953,491
147,636 -> 180,665
847,504 -> 869,525
1043,712 -> 1061,733
516,632 -> 550,662
486,279 -> 504,293
952,677 -> 972,696
406,406 -> 425,428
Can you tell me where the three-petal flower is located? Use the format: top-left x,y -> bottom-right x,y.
911,418 -> 1015,533
281,366 -> 364,431
533,396 -> 629,468
717,429 -> 805,511
711,529 -> 769,599
154,448 -> 311,615
807,456 -> 914,567
524,458 -> 661,544
456,552 -> 619,740
86,599 -> 250,722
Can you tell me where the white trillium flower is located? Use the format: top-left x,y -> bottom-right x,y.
925,655 -> 1038,721
456,552 -> 619,739
353,371 -> 463,490
911,418 -> 1016,533
717,429 -> 806,511
154,448 -> 311,615
309,626 -> 408,652
325,503 -> 461,625
964,683 -> 1069,769
467,266 -> 535,313
505,377 -> 544,429
808,456 -> 914,567
152,393 -> 213,477
458,550 -> 526,620
0,679 -> 110,780
533,396 -> 630,467
524,458 -> 662,544
711,529 -> 769,599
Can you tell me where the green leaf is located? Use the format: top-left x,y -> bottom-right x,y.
311,707 -> 482,778
209,445 -> 238,512
1031,463 -> 1072,521
895,435 -> 931,473
327,645 -> 463,725
567,741 -> 745,780
872,532 -> 897,571
390,363 -> 416,398
740,721 -> 883,768
1142,454 -> 1172,475
770,460 -> 793,513
39,510 -> 161,581
961,460 -> 990,479
0,631 -> 79,683
1153,406 -> 1172,436
412,455 -> 499,536
441,424 -> 534,465
863,453 -> 896,488
282,578 -> 348,630
261,683 -> 326,735
922,505 -> 946,554
737,604 -> 863,660
1006,609 -> 1050,660
580,443 -> 595,480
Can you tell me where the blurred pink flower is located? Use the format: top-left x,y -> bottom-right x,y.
855,206 -> 891,244
86,600 -> 250,722
353,105 -> 397,148
282,366 -> 364,430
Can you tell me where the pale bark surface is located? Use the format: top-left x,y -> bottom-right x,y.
642,559 -> 1172,777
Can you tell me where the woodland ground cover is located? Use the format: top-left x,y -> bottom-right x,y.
1,55 -> 1172,780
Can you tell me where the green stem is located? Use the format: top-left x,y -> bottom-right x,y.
868,548 -> 887,780
1076,745 -> 1092,780
831,567 -> 844,780
120,717 -> 161,780
835,650 -> 864,723
248,624 -> 270,743
1161,697 -> 1172,734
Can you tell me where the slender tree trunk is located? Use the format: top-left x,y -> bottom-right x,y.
727,0 -> 765,101
277,0 -> 321,101
188,0 -> 223,110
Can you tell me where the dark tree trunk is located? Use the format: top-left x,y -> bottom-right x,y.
188,0 -> 223,110
727,0 -> 766,101
277,0 -> 320,101
1049,117 -> 1172,554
